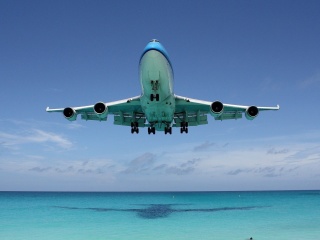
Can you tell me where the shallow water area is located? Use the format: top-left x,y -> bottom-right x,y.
0,191 -> 319,240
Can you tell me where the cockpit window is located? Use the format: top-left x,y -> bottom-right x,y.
150,39 -> 159,42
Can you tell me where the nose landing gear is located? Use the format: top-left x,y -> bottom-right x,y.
150,94 -> 160,101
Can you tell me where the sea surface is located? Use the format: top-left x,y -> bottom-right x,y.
0,191 -> 319,240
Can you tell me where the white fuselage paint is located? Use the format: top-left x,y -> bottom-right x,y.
139,50 -> 175,130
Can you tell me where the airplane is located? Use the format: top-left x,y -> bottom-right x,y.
46,39 -> 279,134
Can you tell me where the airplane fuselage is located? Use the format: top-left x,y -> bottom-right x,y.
139,40 -> 175,131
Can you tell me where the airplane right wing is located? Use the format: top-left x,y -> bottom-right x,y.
173,95 -> 280,127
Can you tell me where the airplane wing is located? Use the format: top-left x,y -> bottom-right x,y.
173,95 -> 280,127
46,96 -> 147,127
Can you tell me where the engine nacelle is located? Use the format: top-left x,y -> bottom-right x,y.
94,102 -> 108,119
210,101 -> 224,117
245,106 -> 259,120
63,107 -> 77,121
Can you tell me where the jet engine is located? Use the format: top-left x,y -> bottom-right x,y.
245,106 -> 259,120
63,107 -> 77,121
210,101 -> 224,117
94,102 -> 108,119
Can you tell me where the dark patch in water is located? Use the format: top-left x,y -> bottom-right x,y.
53,204 -> 266,219
300,192 -> 320,196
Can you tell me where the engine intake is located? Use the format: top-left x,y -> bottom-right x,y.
63,107 -> 77,121
210,101 -> 224,117
245,106 -> 259,120
94,102 -> 108,119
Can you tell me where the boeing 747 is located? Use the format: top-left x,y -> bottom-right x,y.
46,39 -> 279,134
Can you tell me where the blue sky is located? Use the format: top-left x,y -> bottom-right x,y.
1,0 -> 320,191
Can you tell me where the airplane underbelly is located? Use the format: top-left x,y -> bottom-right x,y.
144,100 -> 174,119
139,50 -> 175,127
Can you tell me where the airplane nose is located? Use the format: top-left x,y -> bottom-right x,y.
144,50 -> 161,58
150,39 -> 160,43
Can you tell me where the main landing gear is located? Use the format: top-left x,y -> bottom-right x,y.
148,127 -> 156,135
164,126 -> 172,135
180,122 -> 188,134
131,122 -> 139,134
148,125 -> 172,135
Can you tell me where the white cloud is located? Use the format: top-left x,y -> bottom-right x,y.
0,129 -> 73,149
299,72 -> 320,89
1,125 -> 319,191
121,153 -> 156,174
193,141 -> 216,151
27,158 -> 113,176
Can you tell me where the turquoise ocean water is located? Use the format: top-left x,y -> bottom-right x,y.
0,191 -> 319,240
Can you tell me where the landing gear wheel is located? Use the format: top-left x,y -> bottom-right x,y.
165,127 -> 172,135
148,127 -> 156,135
131,124 -> 139,134
180,123 -> 189,134
150,94 -> 160,101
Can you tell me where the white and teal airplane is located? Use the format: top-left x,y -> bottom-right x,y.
46,39 -> 279,134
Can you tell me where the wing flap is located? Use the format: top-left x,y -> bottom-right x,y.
113,111 -> 146,127
174,111 -> 208,127
215,112 -> 243,120
174,94 -> 279,124
81,113 -> 107,121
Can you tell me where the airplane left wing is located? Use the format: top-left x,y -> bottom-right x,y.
173,95 -> 279,127
46,96 -> 146,127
